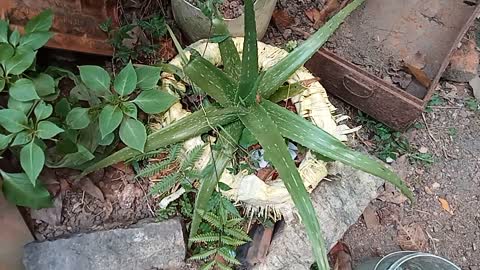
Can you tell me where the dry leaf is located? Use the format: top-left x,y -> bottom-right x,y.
397,223 -> 428,251
314,0 -> 340,29
329,242 -> 352,270
158,38 -> 177,61
378,182 -> 408,205
30,195 -> 63,226
305,8 -> 321,24
405,63 -> 431,88
363,205 -> 380,229
80,177 -> 105,201
438,197 -> 454,215
272,9 -> 293,30
424,186 -> 434,195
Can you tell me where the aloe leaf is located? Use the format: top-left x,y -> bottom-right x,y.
258,0 -> 365,98
268,81 -> 307,103
184,52 -> 237,107
239,103 -> 329,270
166,25 -> 188,65
189,121 -> 243,247
261,100 -> 413,201
236,0 -> 258,105
212,18 -> 241,80
80,106 -> 243,176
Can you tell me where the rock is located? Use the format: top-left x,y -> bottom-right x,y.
23,219 -> 186,270
443,39 -> 479,83
254,162 -> 384,270
469,76 -> 480,101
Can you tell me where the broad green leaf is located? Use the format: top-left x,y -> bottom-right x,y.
70,83 -> 101,106
121,101 -> 137,118
34,101 -> 53,121
258,0 -> 365,98
99,18 -> 112,32
9,78 -> 39,101
113,61 -> 137,96
239,128 -> 257,148
32,73 -> 55,96
0,79 -> 4,92
239,103 -> 329,270
19,32 -> 53,50
78,122 -> 100,153
0,20 -> 8,43
12,131 -> 32,146
236,0 -> 258,105
212,18 -> 241,80
119,117 -> 146,152
1,171 -> 52,209
66,107 -> 91,129
54,98 -> 71,119
0,43 -> 14,63
46,144 -> 94,169
0,109 -> 28,133
8,98 -> 33,115
132,89 -> 178,114
262,100 -> 413,201
25,9 -> 54,33
189,122 -> 243,247
4,48 -> 36,75
0,133 -> 14,149
37,121 -> 63,139
99,132 -> 114,146
184,51 -> 236,107
268,82 -> 308,103
9,29 -> 20,46
99,105 -> 123,138
20,141 -> 45,185
81,106 -> 244,176
78,65 -> 111,94
135,65 -> 161,90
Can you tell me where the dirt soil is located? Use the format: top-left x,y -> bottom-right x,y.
185,0 -> 245,19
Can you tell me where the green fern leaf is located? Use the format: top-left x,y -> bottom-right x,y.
169,143 -> 182,160
215,261 -> 233,270
217,247 -> 241,265
149,173 -> 179,195
127,148 -> 166,163
224,227 -> 251,242
225,218 -> 243,227
203,212 -> 222,229
136,159 -> 172,178
199,260 -> 216,270
190,232 -> 220,243
220,236 -> 246,247
181,144 -> 205,170
190,248 -> 218,261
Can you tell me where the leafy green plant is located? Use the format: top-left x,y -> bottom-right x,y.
66,62 -> 178,153
0,10 -> 59,208
100,15 -> 167,64
465,97 -> 479,111
425,93 -> 444,112
190,190 -> 250,270
81,0 -> 412,268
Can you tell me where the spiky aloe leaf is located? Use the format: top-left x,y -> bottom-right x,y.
184,52 -> 237,107
261,100 -> 413,201
268,81 -> 307,103
236,0 -> 258,105
80,106 -> 243,176
239,103 -> 329,269
189,122 -> 243,247
166,25 -> 188,65
212,18 -> 241,80
258,0 -> 365,98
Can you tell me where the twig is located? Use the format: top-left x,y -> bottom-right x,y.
425,230 -> 438,254
422,113 -> 438,143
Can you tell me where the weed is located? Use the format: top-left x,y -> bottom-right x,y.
447,127 -> 458,138
425,93 -> 445,112
465,98 -> 479,111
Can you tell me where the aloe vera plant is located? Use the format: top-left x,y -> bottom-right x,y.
82,0 -> 413,268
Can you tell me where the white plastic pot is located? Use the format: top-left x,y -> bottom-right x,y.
171,0 -> 277,42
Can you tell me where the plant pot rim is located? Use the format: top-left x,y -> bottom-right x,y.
179,0 -> 259,21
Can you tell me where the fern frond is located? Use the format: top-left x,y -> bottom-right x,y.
220,236 -> 247,247
181,144 -> 205,170
190,232 -> 221,243
127,148 -> 166,163
215,261 -> 233,270
224,227 -> 251,242
190,248 -> 218,261
225,218 -> 243,227
149,173 -> 179,195
199,260 -> 216,270
136,159 -> 172,178
203,212 -> 222,229
217,247 -> 241,265
169,143 -> 182,160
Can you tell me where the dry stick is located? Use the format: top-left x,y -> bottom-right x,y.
425,230 -> 439,254
422,113 -> 438,143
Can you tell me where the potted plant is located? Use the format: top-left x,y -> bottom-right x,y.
81,0 -> 412,268
171,0 -> 277,41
